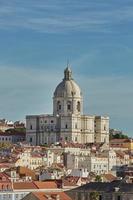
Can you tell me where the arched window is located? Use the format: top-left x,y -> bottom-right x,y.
77,101 -> 80,112
2,184 -> 4,190
57,101 -> 61,111
104,125 -> 106,131
7,184 -> 9,190
65,124 -> 68,129
67,101 -> 71,111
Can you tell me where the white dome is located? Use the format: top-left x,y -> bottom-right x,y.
54,79 -> 81,98
54,67 -> 82,98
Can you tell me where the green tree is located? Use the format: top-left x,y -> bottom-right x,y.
90,191 -> 99,200
95,175 -> 102,182
0,142 -> 12,149
109,133 -> 129,140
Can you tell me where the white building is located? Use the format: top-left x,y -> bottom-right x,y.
15,149 -> 44,170
26,67 -> 109,145
79,156 -> 109,175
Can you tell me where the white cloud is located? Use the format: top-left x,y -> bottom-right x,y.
0,1 -> 133,33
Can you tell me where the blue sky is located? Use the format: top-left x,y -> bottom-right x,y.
0,0 -> 133,135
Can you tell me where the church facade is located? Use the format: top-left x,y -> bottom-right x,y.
26,67 -> 109,145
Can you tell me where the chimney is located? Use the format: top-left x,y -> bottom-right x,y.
47,195 -> 52,200
114,187 -> 120,192
56,194 -> 60,200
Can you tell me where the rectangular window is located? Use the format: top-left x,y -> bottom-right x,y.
117,196 -> 121,200
67,104 -> 71,110
99,195 -> 102,200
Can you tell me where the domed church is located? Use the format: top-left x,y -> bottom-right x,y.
26,67 -> 109,145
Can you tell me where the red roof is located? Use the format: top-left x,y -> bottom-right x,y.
32,192 -> 72,200
34,181 -> 57,189
13,182 -> 37,189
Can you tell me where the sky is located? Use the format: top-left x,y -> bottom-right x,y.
0,0 -> 133,135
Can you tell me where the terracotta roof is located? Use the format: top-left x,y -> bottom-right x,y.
63,176 -> 80,186
102,174 -> 117,182
0,132 -> 25,136
32,192 -> 72,200
13,182 -> 37,190
0,172 -> 11,182
0,163 -> 11,168
17,166 -> 36,180
110,139 -> 130,143
115,150 -> 129,158
34,181 -> 57,189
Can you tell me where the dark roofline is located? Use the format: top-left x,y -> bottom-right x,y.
69,180 -> 133,193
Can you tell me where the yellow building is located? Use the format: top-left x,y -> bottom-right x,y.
15,149 -> 44,170
110,139 -> 133,151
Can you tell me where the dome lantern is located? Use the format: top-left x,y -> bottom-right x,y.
64,67 -> 72,81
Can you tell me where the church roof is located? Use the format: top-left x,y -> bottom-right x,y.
54,67 -> 82,98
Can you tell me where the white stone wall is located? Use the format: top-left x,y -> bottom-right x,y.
94,116 -> 109,144
80,156 -> 109,175
26,115 -> 39,145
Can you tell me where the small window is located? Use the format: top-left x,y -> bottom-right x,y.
77,101 -> 80,112
117,196 -> 121,200
51,120 -> 54,123
67,101 -> 71,111
30,125 -> 32,130
44,120 -> 47,123
65,137 -> 68,141
57,101 -> 61,111
104,125 -> 106,131
67,104 -> 71,110
65,124 -> 68,129
99,195 -> 102,200
30,137 -> 32,143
